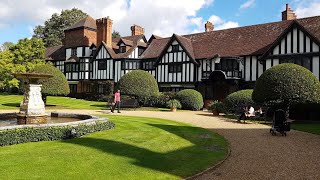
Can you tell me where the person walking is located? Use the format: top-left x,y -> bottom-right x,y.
112,90 -> 121,113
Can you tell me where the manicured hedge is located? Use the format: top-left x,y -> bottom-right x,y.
140,92 -> 177,107
32,64 -> 70,96
224,89 -> 254,113
0,121 -> 115,146
176,89 -> 204,110
253,63 -> 320,106
118,70 -> 159,99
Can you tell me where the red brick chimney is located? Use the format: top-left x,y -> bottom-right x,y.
282,4 -> 297,21
131,25 -> 144,36
205,21 -> 214,32
96,17 -> 113,47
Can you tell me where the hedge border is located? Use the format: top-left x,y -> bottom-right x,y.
0,112 -> 115,146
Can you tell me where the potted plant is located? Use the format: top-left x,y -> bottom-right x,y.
166,99 -> 182,112
208,100 -> 224,116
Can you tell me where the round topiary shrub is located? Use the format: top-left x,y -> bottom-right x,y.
224,89 -> 254,113
176,89 -> 204,110
118,70 -> 159,99
253,63 -> 320,107
32,64 -> 70,103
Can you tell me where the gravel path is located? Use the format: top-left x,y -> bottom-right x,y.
2,109 -> 320,179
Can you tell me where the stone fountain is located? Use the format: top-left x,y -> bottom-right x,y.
14,73 -> 53,124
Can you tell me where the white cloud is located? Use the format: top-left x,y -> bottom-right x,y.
239,0 -> 255,10
293,0 -> 320,18
215,21 -> 240,30
0,0 -> 217,38
189,14 -> 239,33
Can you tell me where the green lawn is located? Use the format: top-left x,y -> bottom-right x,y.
0,93 -> 178,111
0,115 -> 228,179
291,122 -> 320,135
0,93 -> 106,110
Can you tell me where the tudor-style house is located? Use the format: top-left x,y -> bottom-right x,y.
45,4 -> 320,101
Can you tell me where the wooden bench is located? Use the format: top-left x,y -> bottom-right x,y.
120,99 -> 139,108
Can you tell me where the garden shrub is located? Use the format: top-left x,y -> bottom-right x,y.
166,99 -> 182,109
224,89 -> 254,114
176,89 -> 203,110
32,64 -> 70,96
253,63 -> 320,107
139,92 -> 177,107
0,121 -> 115,146
208,100 -> 225,113
118,70 -> 159,99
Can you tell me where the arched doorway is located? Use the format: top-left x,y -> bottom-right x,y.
207,71 -> 239,101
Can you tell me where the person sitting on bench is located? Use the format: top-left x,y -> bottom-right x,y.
238,105 -> 255,123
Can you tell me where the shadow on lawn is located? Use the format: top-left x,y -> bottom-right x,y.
64,123 -> 227,178
1,103 -> 20,107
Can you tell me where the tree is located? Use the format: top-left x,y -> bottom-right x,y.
112,31 -> 121,38
0,42 -> 14,52
32,64 -> 70,104
252,63 -> 320,112
0,38 -> 46,90
33,8 -> 87,47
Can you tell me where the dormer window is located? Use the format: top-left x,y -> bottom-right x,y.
71,48 -> 77,56
119,46 -> 126,53
172,45 -> 179,52
138,48 -> 145,56
90,47 -> 96,56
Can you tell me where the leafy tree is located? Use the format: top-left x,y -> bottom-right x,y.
33,8 -> 87,47
32,64 -> 70,104
0,42 -> 14,52
112,31 -> 121,38
0,38 -> 45,90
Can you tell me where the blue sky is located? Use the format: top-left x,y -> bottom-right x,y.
0,0 -> 319,45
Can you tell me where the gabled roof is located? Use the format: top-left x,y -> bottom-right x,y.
175,34 -> 195,60
153,34 -> 197,65
259,19 -> 320,60
45,45 -> 65,61
117,38 -> 134,46
112,34 -> 147,59
148,34 -> 162,44
140,38 -> 170,59
93,41 -> 118,59
142,16 -> 320,60
64,16 -> 97,31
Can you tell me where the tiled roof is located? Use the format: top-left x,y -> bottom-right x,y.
143,16 -> 320,60
175,34 -> 195,60
45,45 -> 65,61
140,38 -> 170,59
64,16 -> 97,31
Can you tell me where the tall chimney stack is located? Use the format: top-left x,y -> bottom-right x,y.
282,4 -> 297,21
131,25 -> 144,36
205,21 -> 214,32
96,17 -> 113,47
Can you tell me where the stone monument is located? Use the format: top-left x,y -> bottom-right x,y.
14,73 -> 53,124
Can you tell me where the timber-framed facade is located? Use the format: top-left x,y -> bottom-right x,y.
45,4 -> 320,101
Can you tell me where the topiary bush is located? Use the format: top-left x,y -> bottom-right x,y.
224,89 -> 254,114
253,63 -> 320,107
32,64 -> 70,103
118,70 -> 159,99
176,89 -> 204,110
